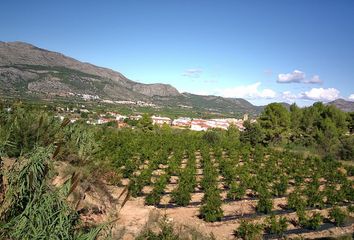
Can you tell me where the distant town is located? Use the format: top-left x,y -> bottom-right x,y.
55,105 -> 254,131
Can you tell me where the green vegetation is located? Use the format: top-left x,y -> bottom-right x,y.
329,207 -> 347,227
265,215 -> 288,237
297,210 -> 323,230
0,99 -> 353,239
0,143 -> 101,239
234,220 -> 263,240
243,102 -> 353,160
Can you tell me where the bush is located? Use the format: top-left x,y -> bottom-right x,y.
325,185 -> 345,205
329,207 -> 347,226
227,182 -> 246,200
199,187 -> 223,222
272,176 -> 288,197
287,191 -> 306,211
306,191 -> 325,209
129,177 -> 145,197
305,212 -> 323,230
136,217 -> 179,240
298,211 -> 323,230
256,194 -> 273,214
172,185 -> 191,206
234,220 -> 263,240
145,175 -> 168,206
202,131 -> 220,145
0,147 -> 100,240
338,135 -> 354,160
265,214 -> 288,236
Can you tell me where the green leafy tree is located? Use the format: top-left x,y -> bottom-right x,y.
289,103 -> 303,143
202,130 -> 220,146
240,121 -> 264,146
137,114 -> 153,131
259,103 -> 290,144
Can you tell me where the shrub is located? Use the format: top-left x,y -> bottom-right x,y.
129,177 -> 145,197
145,175 -> 168,206
298,211 -> 323,230
325,185 -> 345,205
305,212 -> 323,230
256,194 -> 273,214
136,216 -> 179,240
287,191 -> 306,211
199,187 -> 223,222
202,131 -> 220,145
234,220 -> 263,240
227,182 -> 246,200
272,176 -> 288,197
306,191 -> 325,209
265,214 -> 288,236
0,147 -> 101,240
329,207 -> 347,226
341,180 -> 354,202
145,191 -> 161,206
172,185 -> 191,206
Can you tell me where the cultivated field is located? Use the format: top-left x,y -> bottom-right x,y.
118,143 -> 354,239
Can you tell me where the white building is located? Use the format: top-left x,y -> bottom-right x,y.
172,117 -> 192,127
151,116 -> 172,125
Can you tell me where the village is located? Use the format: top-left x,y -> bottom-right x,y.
55,106 -> 253,131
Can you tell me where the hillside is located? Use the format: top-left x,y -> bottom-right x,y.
153,93 -> 261,115
0,41 -> 261,115
328,99 -> 354,112
0,41 -> 180,100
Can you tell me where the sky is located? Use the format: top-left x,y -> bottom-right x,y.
1,0 -> 354,106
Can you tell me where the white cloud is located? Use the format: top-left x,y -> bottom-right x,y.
278,70 -> 305,83
277,70 -> 322,84
349,94 -> 354,101
301,87 -> 340,102
182,68 -> 202,78
307,75 -> 322,84
215,82 -> 276,99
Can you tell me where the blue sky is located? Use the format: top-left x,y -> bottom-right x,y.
1,0 -> 354,106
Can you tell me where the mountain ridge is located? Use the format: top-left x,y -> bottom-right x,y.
0,41 -> 262,115
327,98 -> 354,112
0,41 -> 180,99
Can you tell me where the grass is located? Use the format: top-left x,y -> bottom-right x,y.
0,146 -> 103,240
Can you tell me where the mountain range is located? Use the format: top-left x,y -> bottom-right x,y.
0,41 -> 353,114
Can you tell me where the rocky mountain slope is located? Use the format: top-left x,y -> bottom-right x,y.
0,41 -> 180,100
327,99 -> 354,112
0,41 -> 262,114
